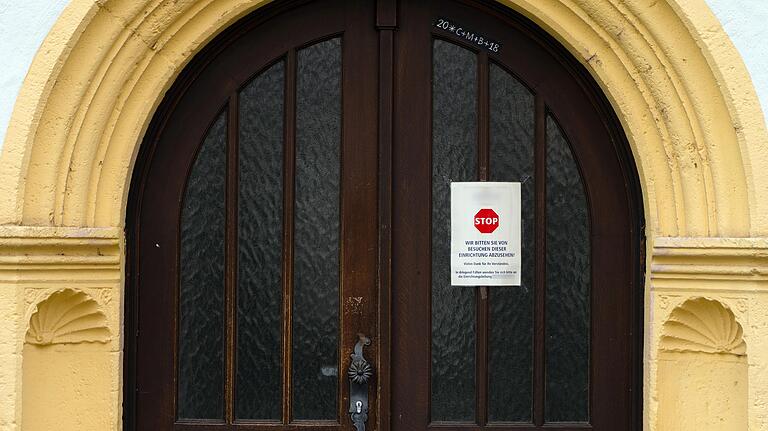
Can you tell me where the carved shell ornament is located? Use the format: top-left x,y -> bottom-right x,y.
660,297 -> 746,355
26,289 -> 111,345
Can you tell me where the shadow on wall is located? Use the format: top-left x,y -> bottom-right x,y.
21,289 -> 112,431
657,298 -> 748,430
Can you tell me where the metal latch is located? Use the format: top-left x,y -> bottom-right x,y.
348,334 -> 373,431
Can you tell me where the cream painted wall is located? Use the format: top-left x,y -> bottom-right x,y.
0,0 -> 766,151
708,0 -> 768,125
0,1 -> 69,149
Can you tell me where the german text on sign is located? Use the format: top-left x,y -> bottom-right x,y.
451,182 -> 522,286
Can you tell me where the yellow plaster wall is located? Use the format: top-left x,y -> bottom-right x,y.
0,226 -> 122,430
22,346 -> 119,431
21,287 -> 117,430
0,0 -> 766,430
656,297 -> 748,429
651,238 -> 768,430
657,352 -> 748,430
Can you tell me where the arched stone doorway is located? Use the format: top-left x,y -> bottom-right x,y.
1,0 -> 766,430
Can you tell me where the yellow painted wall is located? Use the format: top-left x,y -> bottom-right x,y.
656,297 -> 749,429
657,352 -> 748,430
0,0 -> 767,430
22,345 -> 119,430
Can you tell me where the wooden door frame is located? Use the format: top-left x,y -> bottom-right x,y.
125,0 -> 644,430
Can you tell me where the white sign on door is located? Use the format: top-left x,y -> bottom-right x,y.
451,182 -> 521,286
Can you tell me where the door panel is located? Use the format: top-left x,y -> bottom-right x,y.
129,1 -> 378,429
128,1 -> 642,430
392,0 -> 640,429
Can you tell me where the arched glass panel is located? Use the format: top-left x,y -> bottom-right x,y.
431,39 -> 478,422
428,38 -> 593,427
488,63 -> 535,423
545,115 -> 590,422
236,60 -> 285,420
292,37 -> 342,421
178,111 -> 227,420
175,36 -> 344,424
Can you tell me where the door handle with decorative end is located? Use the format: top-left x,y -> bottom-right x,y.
348,334 -> 373,431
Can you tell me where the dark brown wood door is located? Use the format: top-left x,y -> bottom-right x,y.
128,1 -> 379,429
127,1 -> 642,431
389,1 -> 642,430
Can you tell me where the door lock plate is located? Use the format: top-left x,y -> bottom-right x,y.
348,334 -> 372,431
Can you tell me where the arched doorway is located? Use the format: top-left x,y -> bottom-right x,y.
126,0 -> 643,429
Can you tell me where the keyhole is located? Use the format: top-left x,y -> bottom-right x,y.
356,400 -> 362,414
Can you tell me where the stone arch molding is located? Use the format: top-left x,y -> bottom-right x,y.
0,0 -> 766,237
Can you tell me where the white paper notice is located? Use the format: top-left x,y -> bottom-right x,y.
451,182 -> 521,286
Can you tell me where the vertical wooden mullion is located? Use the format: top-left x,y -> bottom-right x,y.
478,54 -> 490,182
377,31 -> 394,429
476,52 -> 490,427
338,33 -> 347,427
225,94 -> 240,425
282,49 -> 298,425
376,0 -> 397,427
533,94 -> 547,426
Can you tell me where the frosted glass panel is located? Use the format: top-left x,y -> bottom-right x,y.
292,38 -> 342,421
236,61 -> 284,420
545,115 -> 590,422
178,111 -> 227,420
431,39 -> 477,423
488,63 -> 535,423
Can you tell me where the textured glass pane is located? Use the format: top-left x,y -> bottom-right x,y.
178,111 -> 227,420
236,61 -> 284,420
488,64 -> 534,423
292,38 -> 341,421
431,39 -> 477,423
545,115 -> 590,422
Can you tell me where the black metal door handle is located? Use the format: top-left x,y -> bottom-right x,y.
348,334 -> 372,431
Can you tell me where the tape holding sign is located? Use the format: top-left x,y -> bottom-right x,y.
451,182 -> 521,286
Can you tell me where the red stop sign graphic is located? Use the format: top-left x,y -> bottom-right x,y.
474,208 -> 499,233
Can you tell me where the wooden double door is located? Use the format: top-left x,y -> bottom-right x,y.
127,0 -> 643,430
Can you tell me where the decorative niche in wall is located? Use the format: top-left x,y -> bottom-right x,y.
25,289 -> 110,346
